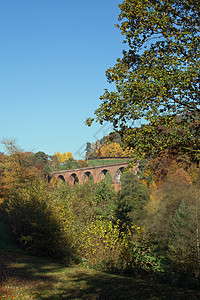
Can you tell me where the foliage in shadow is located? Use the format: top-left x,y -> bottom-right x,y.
36,270 -> 200,300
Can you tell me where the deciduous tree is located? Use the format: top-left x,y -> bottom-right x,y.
33,151 -> 51,179
99,142 -> 124,158
54,152 -> 73,164
0,139 -> 40,200
87,0 -> 200,161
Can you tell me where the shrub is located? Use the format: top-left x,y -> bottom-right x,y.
5,180 -> 76,262
78,219 -> 130,271
118,227 -> 166,276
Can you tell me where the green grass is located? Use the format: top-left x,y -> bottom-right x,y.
87,158 -> 129,167
1,248 -> 200,299
51,159 -> 130,172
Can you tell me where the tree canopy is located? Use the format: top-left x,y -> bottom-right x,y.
53,152 -> 73,164
87,0 -> 200,161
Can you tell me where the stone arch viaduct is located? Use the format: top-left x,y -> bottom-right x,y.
52,162 -> 139,190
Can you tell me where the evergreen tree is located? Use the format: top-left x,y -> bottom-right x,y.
118,172 -> 150,225
169,200 -> 190,243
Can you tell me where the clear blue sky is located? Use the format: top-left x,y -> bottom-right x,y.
0,0 -> 124,159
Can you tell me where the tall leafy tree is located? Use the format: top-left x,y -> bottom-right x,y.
99,142 -> 124,157
87,0 -> 200,161
0,139 -> 40,201
33,151 -> 51,179
53,152 -> 73,164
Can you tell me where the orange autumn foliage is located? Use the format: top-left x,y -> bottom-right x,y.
0,151 -> 40,201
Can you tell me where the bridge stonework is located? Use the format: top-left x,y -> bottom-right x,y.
52,162 -> 139,190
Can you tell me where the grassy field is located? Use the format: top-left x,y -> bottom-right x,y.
1,248 -> 200,300
87,158 -> 130,167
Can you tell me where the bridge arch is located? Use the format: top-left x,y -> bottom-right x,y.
69,173 -> 79,185
98,169 -> 112,184
115,167 -> 125,184
83,171 -> 94,182
99,169 -> 108,180
58,175 -> 65,182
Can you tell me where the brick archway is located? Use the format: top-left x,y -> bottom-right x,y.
68,173 -> 79,185
83,171 -> 94,182
98,169 -> 111,181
